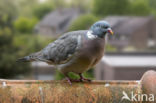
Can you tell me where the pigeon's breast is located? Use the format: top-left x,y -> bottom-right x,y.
79,37 -> 105,66
58,36 -> 105,74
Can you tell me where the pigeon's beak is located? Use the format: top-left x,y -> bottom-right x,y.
107,28 -> 114,35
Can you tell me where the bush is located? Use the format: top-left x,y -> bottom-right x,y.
0,28 -> 31,78
68,14 -> 99,31
55,69 -> 94,80
13,34 -> 53,55
33,3 -> 54,19
129,0 -> 151,16
92,0 -> 130,16
105,44 -> 117,52
92,0 -> 151,16
14,17 -> 38,33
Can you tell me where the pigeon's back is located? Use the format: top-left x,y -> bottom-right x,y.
41,30 -> 88,64
17,30 -> 88,64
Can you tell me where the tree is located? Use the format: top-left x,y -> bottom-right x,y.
92,0 -> 152,16
148,0 -> 156,15
33,3 -> 54,19
15,0 -> 39,17
14,17 -> 38,33
50,0 -> 66,8
129,0 -> 151,16
0,29 -> 31,78
92,0 -> 130,16
0,0 -> 18,28
68,0 -> 91,12
0,0 -> 31,78
147,0 -> 156,9
68,14 -> 98,31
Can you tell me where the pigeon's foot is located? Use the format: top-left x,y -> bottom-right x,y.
80,78 -> 92,82
65,77 -> 81,85
65,73 -> 92,84
66,77 -> 72,85
79,73 -> 92,82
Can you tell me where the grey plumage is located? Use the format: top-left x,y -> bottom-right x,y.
18,30 -> 87,63
18,21 -> 113,84
41,30 -> 87,64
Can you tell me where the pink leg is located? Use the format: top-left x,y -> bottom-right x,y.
79,73 -> 92,82
65,77 -> 82,85
66,77 -> 72,85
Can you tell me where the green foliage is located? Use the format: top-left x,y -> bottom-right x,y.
0,0 -> 51,78
129,0 -> 151,16
33,3 -> 54,19
13,34 -> 52,55
55,69 -> 94,80
93,0 -> 130,16
15,0 -> 39,17
14,17 -> 38,33
105,44 -> 117,52
0,0 -> 17,28
0,28 -> 31,78
0,0 -> 31,78
92,0 -> 152,16
69,14 -> 99,31
149,0 -> 156,9
68,0 -> 91,12
51,0 -> 67,8
1,30 -> 52,78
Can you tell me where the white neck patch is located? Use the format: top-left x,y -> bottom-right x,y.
87,31 -> 97,39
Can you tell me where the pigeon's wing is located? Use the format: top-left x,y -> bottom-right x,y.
40,30 -> 87,64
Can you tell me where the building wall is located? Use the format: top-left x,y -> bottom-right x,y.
131,24 -> 149,49
39,26 -> 54,36
113,67 -> 156,80
95,61 -> 156,80
152,20 -> 156,41
95,62 -> 115,80
107,18 -> 156,50
38,26 -> 61,38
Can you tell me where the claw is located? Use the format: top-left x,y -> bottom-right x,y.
66,77 -> 72,85
66,77 -> 81,85
79,73 -> 92,82
81,78 -> 92,82
66,74 -> 92,84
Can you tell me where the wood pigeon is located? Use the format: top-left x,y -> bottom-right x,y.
18,21 -> 113,84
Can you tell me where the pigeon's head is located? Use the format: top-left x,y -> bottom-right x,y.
90,21 -> 113,38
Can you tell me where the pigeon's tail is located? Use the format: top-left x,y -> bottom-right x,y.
17,52 -> 41,62
17,55 -> 33,62
17,51 -> 46,62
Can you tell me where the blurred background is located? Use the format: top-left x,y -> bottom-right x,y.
0,0 -> 156,80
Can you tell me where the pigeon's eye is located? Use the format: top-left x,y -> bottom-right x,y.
104,26 -> 108,29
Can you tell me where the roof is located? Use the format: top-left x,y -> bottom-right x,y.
36,8 -> 80,27
102,52 -> 156,67
104,16 -> 154,35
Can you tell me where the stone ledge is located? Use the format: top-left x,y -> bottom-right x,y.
0,70 -> 155,103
